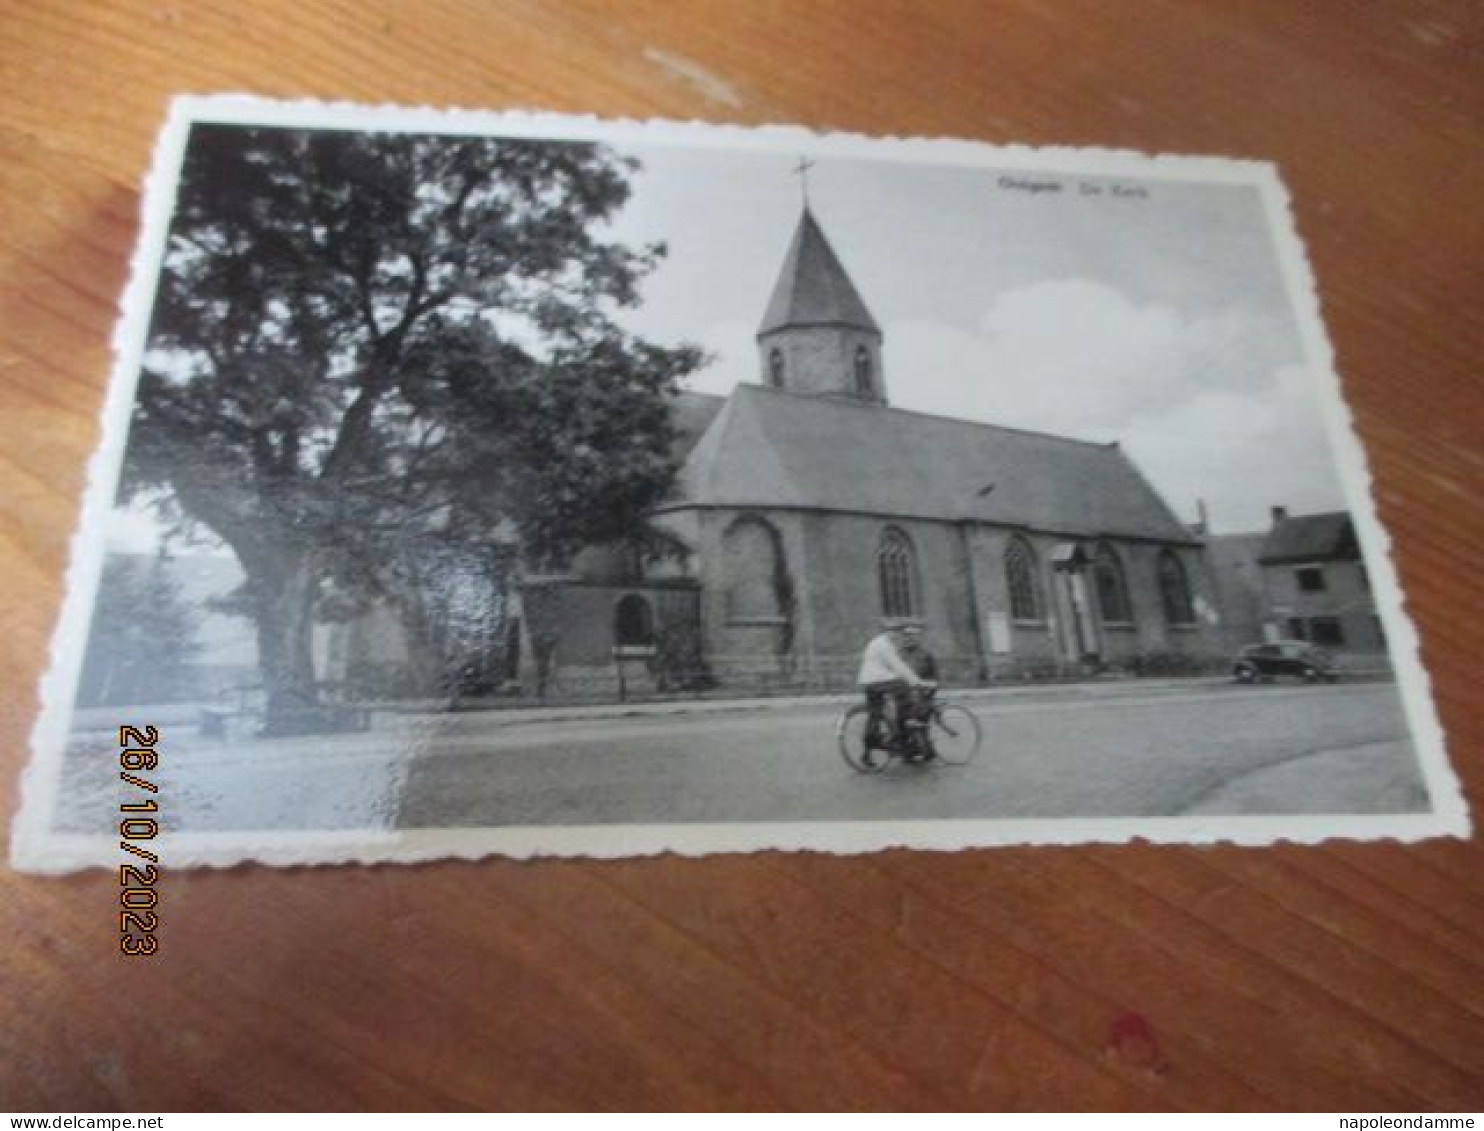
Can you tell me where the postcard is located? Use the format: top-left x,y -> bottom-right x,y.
10,96 -> 1469,872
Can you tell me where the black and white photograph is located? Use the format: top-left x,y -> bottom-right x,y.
11,98 -> 1468,869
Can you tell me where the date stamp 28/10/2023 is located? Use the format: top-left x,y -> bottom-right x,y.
118,725 -> 159,957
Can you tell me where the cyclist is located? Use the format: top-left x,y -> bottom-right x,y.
899,624 -> 938,682
898,624 -> 942,761
857,619 -> 930,756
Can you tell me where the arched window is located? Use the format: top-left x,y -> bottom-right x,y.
1158,549 -> 1195,625
1093,543 -> 1132,624
878,527 -> 918,619
1004,536 -> 1042,622
721,515 -> 788,622
853,345 -> 872,397
768,348 -> 785,389
614,594 -> 655,648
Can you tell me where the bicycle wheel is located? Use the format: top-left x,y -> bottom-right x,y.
838,704 -> 891,774
929,703 -> 981,765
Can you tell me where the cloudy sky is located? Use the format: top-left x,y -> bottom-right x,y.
602,140 -> 1348,536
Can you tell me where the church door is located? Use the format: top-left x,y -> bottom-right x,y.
1060,570 -> 1100,662
1051,543 -> 1100,664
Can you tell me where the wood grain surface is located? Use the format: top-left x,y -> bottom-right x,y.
2,0 -> 1482,1112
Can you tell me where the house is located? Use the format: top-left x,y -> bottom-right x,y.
1257,506 -> 1384,651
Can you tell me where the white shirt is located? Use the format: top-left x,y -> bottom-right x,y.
857,633 -> 923,687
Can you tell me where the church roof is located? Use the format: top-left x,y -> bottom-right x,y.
664,384 -> 1197,543
668,389 -> 727,461
1259,511 -> 1357,563
757,207 -> 881,336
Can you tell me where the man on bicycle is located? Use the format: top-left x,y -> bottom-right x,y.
857,619 -> 933,757
899,624 -> 938,682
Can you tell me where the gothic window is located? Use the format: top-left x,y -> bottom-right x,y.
614,594 -> 655,648
1093,543 -> 1132,624
853,345 -> 872,397
878,527 -> 918,619
768,348 -> 785,389
1157,549 -> 1195,625
722,516 -> 787,622
1004,536 -> 1042,622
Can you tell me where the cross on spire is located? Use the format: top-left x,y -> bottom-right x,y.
791,156 -> 816,205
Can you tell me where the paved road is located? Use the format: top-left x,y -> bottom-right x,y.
53,679 -> 1427,835
394,680 -> 1426,828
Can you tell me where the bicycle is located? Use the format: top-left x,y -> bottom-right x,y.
837,684 -> 982,773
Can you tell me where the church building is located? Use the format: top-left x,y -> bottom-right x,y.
516,206 -> 1226,695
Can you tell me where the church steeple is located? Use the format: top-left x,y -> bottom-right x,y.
757,206 -> 887,404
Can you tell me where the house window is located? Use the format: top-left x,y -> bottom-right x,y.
878,527 -> 918,619
1308,617 -> 1345,647
854,345 -> 872,397
1004,537 -> 1042,622
768,348 -> 785,389
614,594 -> 655,648
1157,549 -> 1195,625
1288,616 -> 1346,647
1093,543 -> 1132,624
1295,565 -> 1327,592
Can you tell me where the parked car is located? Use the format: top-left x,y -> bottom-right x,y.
1232,641 -> 1339,683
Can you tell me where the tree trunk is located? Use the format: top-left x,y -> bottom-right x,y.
397,589 -> 452,700
248,550 -> 324,736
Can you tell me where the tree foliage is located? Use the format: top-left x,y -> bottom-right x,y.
125,125 -> 700,727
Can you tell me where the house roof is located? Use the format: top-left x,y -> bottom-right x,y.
1259,511 -> 1358,563
757,207 -> 880,337
663,384 -> 1197,543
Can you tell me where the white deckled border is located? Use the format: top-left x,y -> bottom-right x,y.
9,94 -> 1471,873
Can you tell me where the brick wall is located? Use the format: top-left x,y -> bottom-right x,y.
678,505 -> 1226,688
758,325 -> 884,401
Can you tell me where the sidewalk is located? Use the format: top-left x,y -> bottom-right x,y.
71,668 -> 1396,739
388,675 -> 1243,733
67,676 -> 1212,737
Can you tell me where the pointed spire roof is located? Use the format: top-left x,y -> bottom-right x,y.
758,207 -> 880,336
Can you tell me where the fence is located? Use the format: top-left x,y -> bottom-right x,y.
76,646 -> 1394,735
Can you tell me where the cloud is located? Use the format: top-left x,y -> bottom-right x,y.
1120,365 -> 1345,532
888,278 -> 1285,436
886,280 -> 1345,531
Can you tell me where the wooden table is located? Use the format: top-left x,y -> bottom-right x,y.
2,0 -> 1481,1111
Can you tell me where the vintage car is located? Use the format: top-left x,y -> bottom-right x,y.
1232,640 -> 1339,683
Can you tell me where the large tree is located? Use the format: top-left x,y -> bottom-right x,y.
125,125 -> 699,732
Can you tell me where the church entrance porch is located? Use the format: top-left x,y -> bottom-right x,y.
1050,541 -> 1101,665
